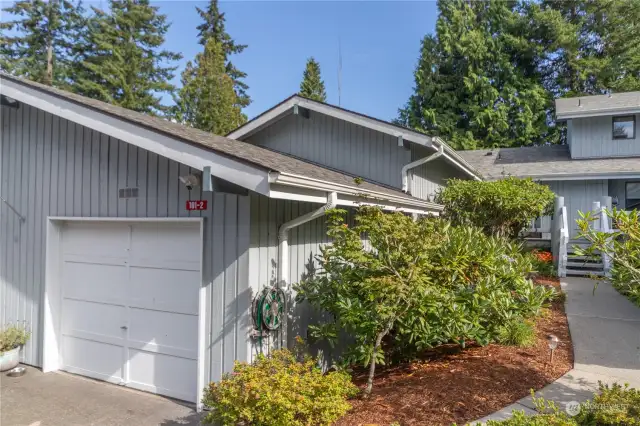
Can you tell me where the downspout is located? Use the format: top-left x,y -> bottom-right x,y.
401,145 -> 445,193
277,191 -> 338,347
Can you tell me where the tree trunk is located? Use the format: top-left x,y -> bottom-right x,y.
364,330 -> 388,396
45,41 -> 53,86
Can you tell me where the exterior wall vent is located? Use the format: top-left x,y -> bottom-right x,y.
118,187 -> 139,199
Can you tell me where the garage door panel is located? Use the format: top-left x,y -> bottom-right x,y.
63,337 -> 124,382
62,261 -> 128,304
129,267 -> 200,315
62,299 -> 126,339
59,220 -> 201,403
128,349 -> 197,402
131,223 -> 200,263
128,308 -> 198,358
63,223 -> 129,257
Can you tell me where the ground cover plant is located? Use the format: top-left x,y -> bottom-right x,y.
481,382 -> 639,426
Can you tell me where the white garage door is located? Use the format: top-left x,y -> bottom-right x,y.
59,221 -> 202,402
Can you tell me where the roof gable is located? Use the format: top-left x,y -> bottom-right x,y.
228,94 -> 481,180
1,74 -> 441,213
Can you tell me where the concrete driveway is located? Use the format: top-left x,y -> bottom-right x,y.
0,366 -> 202,426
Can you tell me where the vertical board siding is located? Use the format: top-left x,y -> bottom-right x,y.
248,193 -> 363,361
570,114 -> 640,158
409,145 -> 470,201
547,180 -> 608,238
0,104 -> 251,384
245,112 -> 413,190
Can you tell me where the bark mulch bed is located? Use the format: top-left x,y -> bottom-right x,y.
335,277 -> 573,426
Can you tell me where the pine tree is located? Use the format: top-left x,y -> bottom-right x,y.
299,57 -> 327,102
0,0 -> 85,86
173,39 -> 246,135
71,0 -> 181,115
398,0 -> 556,149
195,0 -> 250,108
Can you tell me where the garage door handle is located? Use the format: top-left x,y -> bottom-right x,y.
120,326 -> 128,330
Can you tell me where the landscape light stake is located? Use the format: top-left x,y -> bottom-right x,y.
547,334 -> 559,366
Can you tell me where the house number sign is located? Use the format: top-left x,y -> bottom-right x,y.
186,200 -> 208,211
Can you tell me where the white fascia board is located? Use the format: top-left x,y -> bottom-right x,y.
269,173 -> 443,212
1,79 -> 271,196
432,137 -> 483,180
227,98 -> 297,139
229,95 -> 434,147
486,172 -> 640,181
557,107 -> 640,121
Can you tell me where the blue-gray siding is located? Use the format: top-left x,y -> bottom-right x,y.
0,103 -> 251,383
547,180 -> 608,237
244,111 -> 464,200
409,145 -> 469,201
569,114 -> 640,159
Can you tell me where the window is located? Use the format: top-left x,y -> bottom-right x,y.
612,115 -> 635,140
626,182 -> 640,210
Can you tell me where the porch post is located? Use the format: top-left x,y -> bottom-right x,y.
552,196 -> 564,267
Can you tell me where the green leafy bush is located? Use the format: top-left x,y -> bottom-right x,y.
202,349 -> 357,426
579,383 -> 640,425
479,383 -> 639,426
296,208 -> 555,390
0,324 -> 30,353
295,207 -> 445,394
497,318 -> 536,347
576,208 -> 640,306
436,177 -> 555,239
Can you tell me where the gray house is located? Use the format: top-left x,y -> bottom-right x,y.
458,91 -> 640,275
0,76 -> 476,407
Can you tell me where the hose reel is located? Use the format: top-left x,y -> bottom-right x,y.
252,287 -> 286,332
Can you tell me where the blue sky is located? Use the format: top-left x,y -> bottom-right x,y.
159,1 -> 438,121
1,0 -> 439,121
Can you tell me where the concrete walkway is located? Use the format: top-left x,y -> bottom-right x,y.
475,277 -> 640,423
0,365 -> 201,426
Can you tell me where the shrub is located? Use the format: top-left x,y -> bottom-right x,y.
530,250 -> 556,277
0,324 -> 30,353
478,383 -> 639,426
202,349 -> 357,426
576,208 -> 640,306
578,383 -> 640,426
295,207 -> 445,394
436,177 -> 555,239
497,318 -> 536,347
296,208 -> 556,382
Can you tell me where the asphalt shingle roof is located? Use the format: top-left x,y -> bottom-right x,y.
457,145 -> 640,179
1,74 -> 426,203
556,91 -> 640,118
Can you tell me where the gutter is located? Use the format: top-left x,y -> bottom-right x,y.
277,191 -> 338,347
432,137 -> 483,181
270,172 -> 443,211
402,145 -> 444,193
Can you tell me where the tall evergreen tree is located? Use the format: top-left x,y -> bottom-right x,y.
172,39 -> 246,135
299,57 -> 327,102
71,0 -> 181,115
399,0 -> 554,150
195,0 -> 250,108
0,0 -> 85,86
538,0 -> 640,96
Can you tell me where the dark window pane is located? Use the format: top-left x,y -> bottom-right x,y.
613,116 -> 635,139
